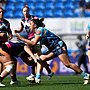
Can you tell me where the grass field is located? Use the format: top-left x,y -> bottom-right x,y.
0,75 -> 90,90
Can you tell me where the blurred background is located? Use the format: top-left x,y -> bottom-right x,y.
1,0 -> 90,75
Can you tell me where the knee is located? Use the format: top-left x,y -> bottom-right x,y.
5,64 -> 14,73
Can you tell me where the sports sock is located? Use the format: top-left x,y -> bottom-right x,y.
36,73 -> 41,79
81,72 -> 88,77
0,76 -> 3,83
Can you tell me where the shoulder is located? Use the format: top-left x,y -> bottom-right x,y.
21,17 -> 25,22
3,19 -> 10,24
38,27 -> 44,30
37,27 -> 46,32
35,27 -> 43,35
29,15 -> 38,20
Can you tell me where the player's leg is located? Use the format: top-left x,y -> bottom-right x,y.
24,45 -> 38,63
0,56 -> 14,87
35,51 -> 90,84
82,54 -> 89,73
58,52 -> 89,85
41,46 -> 54,80
35,53 -> 55,83
20,52 -> 36,82
43,62 -> 54,80
9,56 -> 20,85
26,64 -> 36,83
78,54 -> 83,68
0,46 -> 14,86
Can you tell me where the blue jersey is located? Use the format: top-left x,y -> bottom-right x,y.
36,27 -> 67,56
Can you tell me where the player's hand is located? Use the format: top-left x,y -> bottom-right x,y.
14,30 -> 18,33
15,33 -> 23,40
0,33 -> 6,37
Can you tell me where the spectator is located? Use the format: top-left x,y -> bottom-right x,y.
76,35 -> 89,73
74,0 -> 86,17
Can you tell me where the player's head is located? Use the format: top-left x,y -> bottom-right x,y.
22,5 -> 30,17
29,18 -> 44,31
77,35 -> 82,40
0,7 -> 4,19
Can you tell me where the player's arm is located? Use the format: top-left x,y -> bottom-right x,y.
86,24 -> 90,40
14,22 -> 24,33
15,33 -> 41,46
7,22 -> 13,40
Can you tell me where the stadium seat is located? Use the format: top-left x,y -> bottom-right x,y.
74,2 -> 79,8
29,10 -> 34,15
4,11 -> 14,18
46,0 -> 55,1
35,0 -> 45,3
14,10 -> 23,18
6,2 -> 15,5
45,2 -> 54,9
34,10 -> 44,17
65,0 -> 75,2
15,3 -> 24,10
8,0 -> 16,3
84,10 -> 90,17
55,2 -> 64,9
64,10 -> 74,17
26,0 -> 35,3
35,2 -> 45,10
54,9 -> 64,17
57,0 -> 66,2
27,3 -> 35,10
44,10 -> 53,17
16,0 -> 26,3
74,9 -> 84,17
65,2 -> 75,10
5,4 -> 15,11
46,0 -> 55,3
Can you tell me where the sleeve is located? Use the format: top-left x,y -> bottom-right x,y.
36,27 -> 43,37
7,21 -> 12,35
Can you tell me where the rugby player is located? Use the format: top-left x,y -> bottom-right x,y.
16,18 -> 90,85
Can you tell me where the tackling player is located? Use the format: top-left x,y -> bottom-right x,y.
16,18 -> 90,85
14,5 -> 54,82
0,7 -> 18,86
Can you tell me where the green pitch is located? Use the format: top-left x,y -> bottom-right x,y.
0,75 -> 90,90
